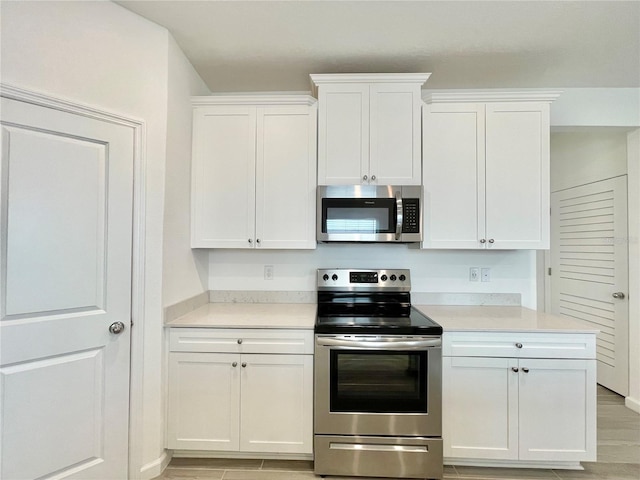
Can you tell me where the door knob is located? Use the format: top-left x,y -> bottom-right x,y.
109,321 -> 125,335
612,292 -> 626,299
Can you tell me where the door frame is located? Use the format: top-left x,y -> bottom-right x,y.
0,83 -> 149,478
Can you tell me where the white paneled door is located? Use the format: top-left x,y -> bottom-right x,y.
550,176 -> 629,395
0,95 -> 134,479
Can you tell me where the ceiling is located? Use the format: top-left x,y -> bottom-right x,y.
115,0 -> 640,93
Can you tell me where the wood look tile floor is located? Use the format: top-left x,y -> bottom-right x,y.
155,386 -> 639,480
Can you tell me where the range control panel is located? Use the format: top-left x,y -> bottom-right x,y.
317,268 -> 411,292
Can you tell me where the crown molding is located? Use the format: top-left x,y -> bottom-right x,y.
423,90 -> 563,104
192,94 -> 317,107
310,73 -> 431,96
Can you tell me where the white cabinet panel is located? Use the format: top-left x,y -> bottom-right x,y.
518,359 -> 596,462
169,328 -> 314,354
317,84 -> 369,184
442,330 -> 596,467
369,83 -> 422,185
167,353 -> 240,451
313,74 -> 428,186
256,106 -> 317,248
191,107 -> 256,248
485,103 -> 550,249
167,328 -> 314,455
443,356 -> 518,460
191,97 -> 316,249
240,354 -> 313,454
422,93 -> 557,250
422,104 -> 485,248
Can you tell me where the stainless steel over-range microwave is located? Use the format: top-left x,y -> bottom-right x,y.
317,185 -> 422,243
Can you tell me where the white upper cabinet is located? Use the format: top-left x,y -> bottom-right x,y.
422,91 -> 560,249
191,96 -> 317,249
312,74 -> 430,185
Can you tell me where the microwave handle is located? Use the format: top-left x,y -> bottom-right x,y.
395,191 -> 403,240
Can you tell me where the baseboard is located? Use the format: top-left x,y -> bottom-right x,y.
171,450 -> 313,461
139,450 -> 172,480
626,395 -> 640,414
445,458 -> 585,470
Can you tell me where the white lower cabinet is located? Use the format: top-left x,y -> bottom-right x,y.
442,332 -> 596,468
167,329 -> 313,455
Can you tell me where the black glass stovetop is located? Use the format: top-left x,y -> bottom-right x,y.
315,291 -> 442,335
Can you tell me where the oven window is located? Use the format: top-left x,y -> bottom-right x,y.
326,207 -> 389,233
329,350 -> 428,413
322,198 -> 396,234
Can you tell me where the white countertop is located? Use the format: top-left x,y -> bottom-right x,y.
166,302 -> 597,334
414,305 -> 599,334
166,302 -> 316,329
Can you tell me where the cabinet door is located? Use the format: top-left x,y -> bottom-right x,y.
369,83 -> 422,185
167,353 -> 240,451
422,103 -> 486,248
239,354 -> 313,454
443,356 -> 518,460
255,105 -> 317,249
518,358 -> 596,462
317,84 -> 369,185
191,106 -> 256,248
485,102 -> 550,249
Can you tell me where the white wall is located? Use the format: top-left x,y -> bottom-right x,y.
0,1 -> 204,476
209,246 -> 537,308
627,129 -> 640,413
551,129 -> 629,192
163,35 -> 210,307
551,88 -> 640,127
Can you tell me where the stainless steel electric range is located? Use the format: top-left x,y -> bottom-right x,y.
314,268 -> 443,480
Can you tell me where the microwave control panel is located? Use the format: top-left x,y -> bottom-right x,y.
402,199 -> 420,233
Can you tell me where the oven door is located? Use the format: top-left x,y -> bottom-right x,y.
314,335 -> 442,437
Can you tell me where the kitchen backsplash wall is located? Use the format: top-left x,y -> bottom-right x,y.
208,245 -> 537,308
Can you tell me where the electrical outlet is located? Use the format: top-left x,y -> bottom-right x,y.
469,267 -> 480,282
481,267 -> 491,282
264,265 -> 274,280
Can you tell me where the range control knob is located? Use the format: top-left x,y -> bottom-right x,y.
380,274 -> 388,281
390,274 -> 397,281
332,274 -> 338,281
399,274 -> 406,281
322,274 -> 329,281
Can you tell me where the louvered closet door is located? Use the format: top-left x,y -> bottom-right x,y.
551,176 -> 629,395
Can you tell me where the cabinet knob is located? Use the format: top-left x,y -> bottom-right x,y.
248,239 -> 253,244
232,362 -> 238,367
363,175 -> 368,182
256,238 -> 261,245
522,367 -> 530,373
515,343 -> 523,348
242,362 -> 247,368
511,367 -> 519,373
371,175 -> 376,181
480,239 -> 487,244
488,238 -> 495,244
237,339 -> 243,344
612,292 -> 626,299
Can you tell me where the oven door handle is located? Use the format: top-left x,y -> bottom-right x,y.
316,337 -> 441,350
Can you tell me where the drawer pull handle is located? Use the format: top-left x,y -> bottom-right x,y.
522,367 -> 530,373
511,367 -> 519,373
515,343 -> 523,348
237,339 -> 243,344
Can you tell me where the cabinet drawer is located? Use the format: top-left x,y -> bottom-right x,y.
169,328 -> 314,354
443,332 -> 595,359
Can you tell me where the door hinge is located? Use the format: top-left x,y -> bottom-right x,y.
548,267 -> 552,276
